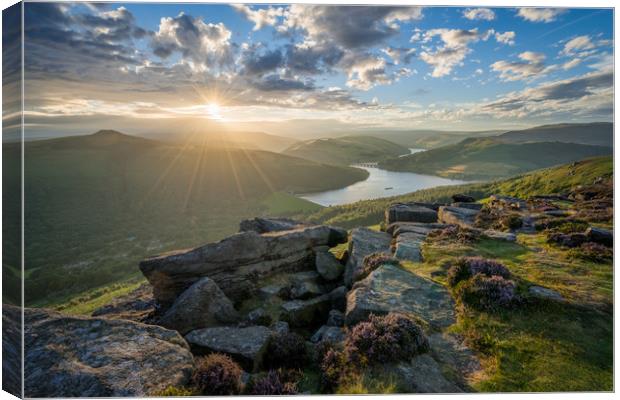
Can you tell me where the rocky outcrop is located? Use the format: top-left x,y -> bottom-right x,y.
389,354 -> 463,393
310,325 -> 345,343
140,225 -> 347,307
345,264 -> 455,329
385,203 -> 438,225
315,249 -> 344,281
438,206 -> 479,228
386,222 -> 447,237
344,228 -> 392,287
280,294 -> 331,328
239,217 -> 308,233
290,271 -> 327,300
185,326 -> 272,371
23,307 -> 194,397
585,227 -> 613,247
158,277 -> 239,334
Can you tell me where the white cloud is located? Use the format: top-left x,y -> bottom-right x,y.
418,28 -> 488,77
562,58 -> 582,70
462,8 -> 495,21
491,51 -> 553,81
152,13 -> 233,72
494,31 -> 516,46
232,4 -> 284,31
560,35 -> 595,56
517,8 -> 565,23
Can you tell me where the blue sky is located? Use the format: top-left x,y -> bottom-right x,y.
18,3 -> 614,137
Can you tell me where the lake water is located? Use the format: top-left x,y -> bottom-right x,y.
299,149 -> 467,206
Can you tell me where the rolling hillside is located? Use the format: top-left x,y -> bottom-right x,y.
498,122 -> 612,147
379,137 -> 612,180
8,130 -> 369,305
283,135 -> 409,165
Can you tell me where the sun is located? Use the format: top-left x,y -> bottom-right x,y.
206,102 -> 223,120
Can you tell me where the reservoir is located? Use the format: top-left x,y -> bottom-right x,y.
299,149 -> 467,206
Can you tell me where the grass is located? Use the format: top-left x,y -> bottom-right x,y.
405,231 -> 613,392
261,192 -> 322,215
51,278 -> 146,315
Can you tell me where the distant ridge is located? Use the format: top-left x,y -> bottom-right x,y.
498,122 -> 612,147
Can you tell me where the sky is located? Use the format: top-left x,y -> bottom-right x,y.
7,3 -> 615,138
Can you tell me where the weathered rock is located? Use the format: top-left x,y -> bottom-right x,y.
23,307 -> 194,397
326,309 -> 345,327
428,333 -> 482,390
438,206 -> 479,228
246,308 -> 272,326
316,251 -> 344,281
385,203 -> 438,225
452,194 -> 475,203
529,286 -> 565,302
140,225 -> 347,307
185,326 -> 272,371
393,232 -> 427,262
346,264 -> 455,329
386,222 -> 447,237
329,286 -> 347,312
280,294 -> 331,328
2,305 -> 22,398
586,227 -> 613,247
394,241 -> 422,262
389,354 -> 462,393
258,284 -> 289,300
482,230 -> 517,242
310,325 -> 345,344
345,228 -> 392,287
158,277 -> 239,334
92,284 -> 155,322
290,271 -> 326,299
451,202 -> 483,211
271,321 -> 289,335
239,217 -> 306,233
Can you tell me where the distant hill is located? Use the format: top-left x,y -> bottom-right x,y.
283,135 -> 409,165
8,131 -> 368,305
497,122 -> 613,147
142,130 -> 299,153
379,137 -> 612,180
372,129 -> 505,149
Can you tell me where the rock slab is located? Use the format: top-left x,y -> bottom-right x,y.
386,203 -> 438,225
346,264 -> 455,329
23,307 -> 194,398
438,206 -> 479,228
185,326 -> 272,371
345,228 -> 392,287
